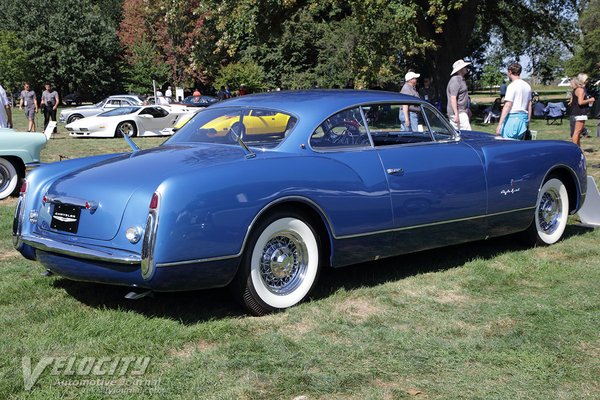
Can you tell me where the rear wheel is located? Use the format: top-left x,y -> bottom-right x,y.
116,121 -> 137,138
523,176 -> 569,245
232,211 -> 321,315
0,158 -> 18,200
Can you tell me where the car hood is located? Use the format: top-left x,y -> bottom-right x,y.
41,144 -> 251,240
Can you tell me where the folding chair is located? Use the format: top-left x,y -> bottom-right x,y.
544,102 -> 566,125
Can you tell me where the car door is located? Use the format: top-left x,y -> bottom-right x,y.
137,106 -> 170,132
309,107 -> 395,264
364,103 -> 488,248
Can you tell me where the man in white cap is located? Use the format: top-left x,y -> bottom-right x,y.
446,59 -> 472,130
400,71 -> 420,131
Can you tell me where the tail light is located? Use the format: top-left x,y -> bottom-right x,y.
141,191 -> 161,280
149,192 -> 159,210
19,180 -> 27,195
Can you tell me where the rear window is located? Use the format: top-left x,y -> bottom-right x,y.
165,107 -> 297,148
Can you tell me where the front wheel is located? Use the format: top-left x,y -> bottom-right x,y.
0,158 -> 19,200
67,114 -> 84,124
232,211 -> 321,315
524,177 -> 569,245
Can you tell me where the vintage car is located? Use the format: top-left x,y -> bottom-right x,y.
13,90 -> 587,315
65,105 -> 199,138
59,95 -> 144,124
181,95 -> 218,108
0,128 -> 50,200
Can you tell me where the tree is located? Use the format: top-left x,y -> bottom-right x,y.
0,0 -> 123,99
215,62 -> 267,93
0,31 -> 28,93
565,0 -> 600,77
121,40 -> 171,94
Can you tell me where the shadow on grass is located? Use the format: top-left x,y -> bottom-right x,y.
52,224 -> 594,324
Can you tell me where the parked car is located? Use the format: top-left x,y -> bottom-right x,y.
62,92 -> 83,106
557,77 -> 571,87
0,127 -> 50,199
59,95 -> 144,124
181,95 -> 218,108
65,105 -> 199,138
13,90 -> 587,315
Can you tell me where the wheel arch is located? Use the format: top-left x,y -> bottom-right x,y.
543,165 -> 582,214
247,198 -> 334,269
0,156 -> 26,180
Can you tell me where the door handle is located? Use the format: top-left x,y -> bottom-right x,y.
386,168 -> 404,176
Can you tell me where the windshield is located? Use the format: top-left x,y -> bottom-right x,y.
164,107 -> 297,148
183,96 -> 216,105
99,106 -> 140,116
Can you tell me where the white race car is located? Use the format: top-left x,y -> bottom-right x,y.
65,105 -> 199,138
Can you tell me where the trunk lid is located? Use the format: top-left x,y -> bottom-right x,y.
40,144 -> 249,240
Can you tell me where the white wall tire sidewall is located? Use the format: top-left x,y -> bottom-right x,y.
0,158 -> 18,200
249,217 -> 319,309
535,178 -> 568,245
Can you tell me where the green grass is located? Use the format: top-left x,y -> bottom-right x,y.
0,108 -> 599,399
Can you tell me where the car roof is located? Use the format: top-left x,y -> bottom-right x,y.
212,90 -> 418,122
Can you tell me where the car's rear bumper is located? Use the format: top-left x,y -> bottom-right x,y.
16,234 -> 239,291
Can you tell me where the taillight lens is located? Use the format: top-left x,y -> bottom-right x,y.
19,180 -> 27,195
149,192 -> 159,210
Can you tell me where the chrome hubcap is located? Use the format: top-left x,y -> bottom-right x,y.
538,188 -> 562,234
120,123 -> 134,136
259,232 -> 308,295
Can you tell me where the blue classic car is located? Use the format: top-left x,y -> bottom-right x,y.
13,90 -> 587,315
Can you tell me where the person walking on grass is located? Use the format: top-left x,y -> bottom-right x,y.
40,82 -> 59,133
496,62 -> 532,140
19,82 -> 38,132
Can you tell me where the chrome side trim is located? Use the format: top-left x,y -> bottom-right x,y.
25,162 -> 42,171
335,206 -> 535,239
21,234 -> 141,264
156,202 -> 534,268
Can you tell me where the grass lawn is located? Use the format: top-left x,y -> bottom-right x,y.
1,106 -> 599,399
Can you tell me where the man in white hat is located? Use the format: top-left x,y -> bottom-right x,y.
400,71 -> 421,131
446,59 -> 472,130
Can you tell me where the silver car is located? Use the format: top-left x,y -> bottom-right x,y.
59,95 -> 144,124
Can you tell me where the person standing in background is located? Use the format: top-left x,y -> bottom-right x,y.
570,73 -> 595,147
496,63 -> 532,139
19,82 -> 38,132
165,86 -> 173,100
446,59 -> 472,131
0,83 -> 13,128
40,82 -> 59,133
400,71 -> 421,131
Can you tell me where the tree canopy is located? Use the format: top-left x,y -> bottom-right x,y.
0,0 -> 587,99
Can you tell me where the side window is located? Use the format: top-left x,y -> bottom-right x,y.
310,107 -> 369,149
422,106 -> 455,140
152,107 -> 168,118
363,103 -> 432,146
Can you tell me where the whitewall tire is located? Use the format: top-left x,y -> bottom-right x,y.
234,211 -> 321,315
530,177 -> 569,245
0,158 -> 18,200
